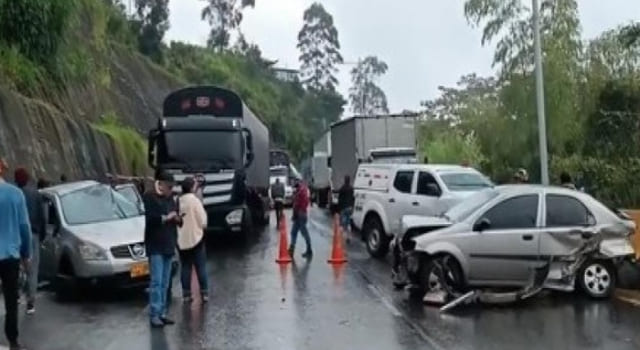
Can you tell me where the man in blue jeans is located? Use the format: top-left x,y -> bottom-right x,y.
0,157 -> 31,350
143,172 -> 181,328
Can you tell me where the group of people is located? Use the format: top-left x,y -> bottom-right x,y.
142,171 -> 210,328
270,175 -> 355,260
512,167 -> 578,190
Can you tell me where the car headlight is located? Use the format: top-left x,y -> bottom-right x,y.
78,241 -> 108,261
226,209 -> 244,226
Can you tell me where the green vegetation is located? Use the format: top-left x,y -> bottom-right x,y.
421,0 -> 640,207
92,112 -> 148,176
0,0 -> 344,173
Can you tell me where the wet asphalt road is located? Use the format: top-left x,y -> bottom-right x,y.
3,207 -> 640,350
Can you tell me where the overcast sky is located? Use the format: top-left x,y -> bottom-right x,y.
165,1 -> 640,114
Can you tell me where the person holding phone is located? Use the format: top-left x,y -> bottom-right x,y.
143,171 -> 181,328
177,177 -> 208,303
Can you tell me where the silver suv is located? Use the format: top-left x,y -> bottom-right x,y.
40,181 -> 148,295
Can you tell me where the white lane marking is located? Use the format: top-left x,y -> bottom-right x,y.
367,283 -> 402,317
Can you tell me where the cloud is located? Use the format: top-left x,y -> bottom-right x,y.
167,0 -> 640,114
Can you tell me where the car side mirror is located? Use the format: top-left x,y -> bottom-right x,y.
473,218 -> 491,232
425,183 -> 441,197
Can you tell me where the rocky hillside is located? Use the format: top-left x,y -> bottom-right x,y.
0,0 -> 344,182
0,1 -> 181,181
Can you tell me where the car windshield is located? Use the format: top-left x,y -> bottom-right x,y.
440,172 -> 493,191
443,188 -> 500,222
163,131 -> 243,169
60,184 -> 141,225
116,186 -> 139,205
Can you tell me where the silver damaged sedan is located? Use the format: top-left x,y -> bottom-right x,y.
391,185 -> 636,300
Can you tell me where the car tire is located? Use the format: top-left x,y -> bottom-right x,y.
411,255 -> 464,301
364,215 -> 389,258
54,261 -> 79,302
577,259 -> 616,299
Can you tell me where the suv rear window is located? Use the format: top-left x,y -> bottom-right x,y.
393,171 -> 414,193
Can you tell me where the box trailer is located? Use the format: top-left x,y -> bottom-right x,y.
329,114 -> 418,204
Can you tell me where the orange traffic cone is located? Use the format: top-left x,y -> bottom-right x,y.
328,214 -> 347,264
276,213 -> 292,264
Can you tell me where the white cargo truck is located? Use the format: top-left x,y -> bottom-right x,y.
329,114 -> 419,206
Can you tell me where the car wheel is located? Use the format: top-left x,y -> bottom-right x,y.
364,215 -> 389,258
54,260 -> 79,301
578,259 -> 616,299
411,255 -> 464,301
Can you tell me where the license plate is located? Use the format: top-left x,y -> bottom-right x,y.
130,262 -> 149,278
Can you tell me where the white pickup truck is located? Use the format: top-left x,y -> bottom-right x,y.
352,163 -> 493,258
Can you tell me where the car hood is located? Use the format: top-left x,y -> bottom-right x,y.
400,215 -> 454,241
402,215 -> 453,232
68,216 -> 145,249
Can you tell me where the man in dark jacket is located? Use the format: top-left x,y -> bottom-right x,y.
270,178 -> 285,228
144,171 -> 181,328
337,176 -> 355,243
14,168 -> 46,315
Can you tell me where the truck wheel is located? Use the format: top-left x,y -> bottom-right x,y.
578,259 -> 616,299
364,215 -> 389,258
242,210 -> 254,238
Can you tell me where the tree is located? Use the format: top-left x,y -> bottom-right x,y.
349,56 -> 389,115
297,3 -> 343,91
463,0 -> 581,77
201,0 -> 255,51
133,0 -> 170,62
620,22 -> 640,47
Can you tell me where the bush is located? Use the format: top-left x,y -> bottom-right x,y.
551,155 -> 640,208
92,112 -> 148,176
0,46 -> 44,92
0,0 -> 76,66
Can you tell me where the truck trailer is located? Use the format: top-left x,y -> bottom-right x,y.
329,114 -> 419,205
311,130 -> 331,208
148,86 -> 270,235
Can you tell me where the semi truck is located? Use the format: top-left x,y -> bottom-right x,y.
311,130 -> 331,208
329,114 -> 419,206
148,86 -> 270,235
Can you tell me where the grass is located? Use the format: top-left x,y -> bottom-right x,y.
92,112 -> 148,176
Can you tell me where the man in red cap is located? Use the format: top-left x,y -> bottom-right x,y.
14,168 -> 46,315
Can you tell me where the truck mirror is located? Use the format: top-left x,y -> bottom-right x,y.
246,152 -> 255,168
243,128 -> 254,168
148,129 -> 158,169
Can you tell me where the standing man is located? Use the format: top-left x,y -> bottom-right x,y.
560,172 -> 577,190
513,168 -> 529,184
337,175 -> 355,244
289,180 -> 312,259
143,171 -> 181,328
59,174 -> 68,184
14,168 -> 46,315
0,158 -> 31,350
270,178 -> 285,228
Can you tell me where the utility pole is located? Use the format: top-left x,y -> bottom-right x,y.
532,0 -> 549,185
